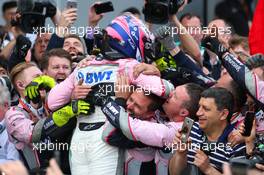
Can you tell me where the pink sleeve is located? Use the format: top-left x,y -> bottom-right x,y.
124,60 -> 173,98
47,71 -> 76,111
124,118 -> 182,147
5,108 -> 34,146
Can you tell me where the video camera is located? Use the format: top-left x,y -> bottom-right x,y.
11,0 -> 57,33
143,0 -> 192,24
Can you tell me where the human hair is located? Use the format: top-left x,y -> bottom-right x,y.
9,62 -> 37,90
40,48 -> 72,71
179,13 -> 202,24
135,87 -> 165,112
65,34 -> 82,43
146,93 -> 165,112
201,87 -> 234,122
64,34 -> 87,54
0,85 -> 10,106
122,7 -> 141,16
182,83 -> 205,119
229,35 -> 249,52
2,1 -> 17,13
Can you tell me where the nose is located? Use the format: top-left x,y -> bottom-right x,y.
196,107 -> 203,117
58,67 -> 66,74
68,46 -> 77,55
69,44 -> 77,50
126,101 -> 134,112
40,40 -> 45,46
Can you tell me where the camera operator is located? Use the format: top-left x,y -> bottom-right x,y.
0,25 -> 17,60
1,1 -> 17,46
2,0 -> 61,63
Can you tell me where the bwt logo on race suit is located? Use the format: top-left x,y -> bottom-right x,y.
80,71 -> 112,84
76,65 -> 119,86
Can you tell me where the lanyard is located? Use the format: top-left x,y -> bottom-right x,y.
18,98 -> 45,121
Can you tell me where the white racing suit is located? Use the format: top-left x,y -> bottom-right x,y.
47,58 -> 173,175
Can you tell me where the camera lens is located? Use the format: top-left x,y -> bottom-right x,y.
144,2 -> 169,24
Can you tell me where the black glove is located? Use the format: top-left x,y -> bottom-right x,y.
161,67 -> 215,88
85,83 -> 115,106
201,36 -> 228,59
161,67 -> 193,86
15,35 -> 32,59
8,35 -> 32,72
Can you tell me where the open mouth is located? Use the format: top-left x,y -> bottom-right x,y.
70,52 -> 77,57
56,78 -> 65,83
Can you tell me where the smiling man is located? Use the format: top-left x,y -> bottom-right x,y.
41,48 -> 72,83
169,87 -> 246,175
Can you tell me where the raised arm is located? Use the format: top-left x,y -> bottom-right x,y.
171,15 -> 202,66
202,36 -> 264,104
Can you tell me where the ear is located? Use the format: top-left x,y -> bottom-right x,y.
220,109 -> 229,121
180,108 -> 189,117
16,80 -> 25,91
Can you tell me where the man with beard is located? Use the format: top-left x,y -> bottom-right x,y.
41,48 -> 72,83
101,79 -> 204,175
